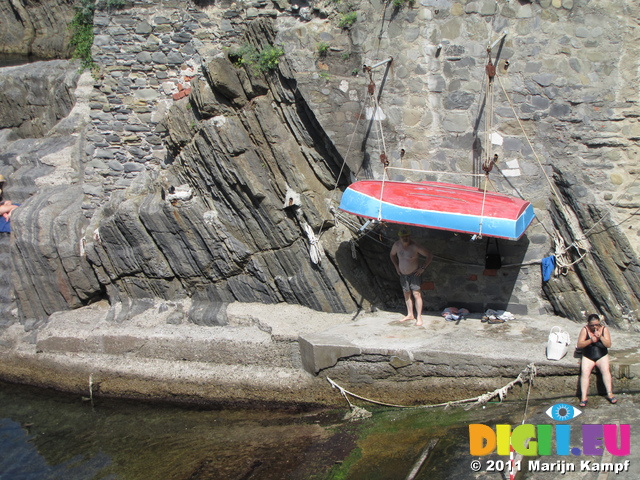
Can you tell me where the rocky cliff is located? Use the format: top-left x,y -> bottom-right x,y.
1,0 -> 639,335
0,0 -> 75,58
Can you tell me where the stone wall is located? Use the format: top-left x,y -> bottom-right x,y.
1,0 -> 639,328
274,0 -> 640,323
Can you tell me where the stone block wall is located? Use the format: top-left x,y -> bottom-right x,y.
273,0 -> 640,320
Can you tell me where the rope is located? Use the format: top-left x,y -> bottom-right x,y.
385,166 -> 486,179
477,174 -> 490,238
483,50 -> 496,176
377,168 -> 388,220
493,73 -> 596,268
363,69 -> 391,221
521,364 -> 535,425
303,221 -> 322,264
327,362 -> 537,414
334,206 -> 546,268
579,173 -> 640,238
372,87 -> 388,165
547,173 -> 640,274
553,231 -> 588,275
316,74 -> 369,245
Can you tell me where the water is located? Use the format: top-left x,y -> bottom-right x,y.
0,380 -> 529,479
0,381 -> 359,479
0,54 -> 48,68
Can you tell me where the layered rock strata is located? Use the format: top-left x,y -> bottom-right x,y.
0,0 -> 75,57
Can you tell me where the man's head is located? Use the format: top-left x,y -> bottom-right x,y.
398,227 -> 411,243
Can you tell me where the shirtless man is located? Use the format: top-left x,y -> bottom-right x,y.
390,228 -> 433,326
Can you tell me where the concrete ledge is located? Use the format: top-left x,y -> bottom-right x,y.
2,301 -> 640,407
299,334 -> 361,373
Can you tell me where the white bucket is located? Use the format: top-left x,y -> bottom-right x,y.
546,326 -> 570,361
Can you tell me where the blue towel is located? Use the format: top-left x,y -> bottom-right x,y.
541,255 -> 556,282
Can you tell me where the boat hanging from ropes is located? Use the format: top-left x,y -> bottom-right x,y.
339,177 -> 535,241
338,34 -> 536,241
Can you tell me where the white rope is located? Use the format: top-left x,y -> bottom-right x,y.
580,173 -> 640,238
377,168 -> 388,220
521,364 -> 536,424
386,166 -> 486,178
494,73 -> 597,268
326,362 -> 537,412
302,221 -> 322,264
484,57 -> 495,176
316,79 -> 369,244
553,231 -> 588,275
477,174 -> 491,238
546,173 -> 640,270
372,88 -> 389,164
332,85 -> 368,190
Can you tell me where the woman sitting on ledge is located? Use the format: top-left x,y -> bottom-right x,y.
577,313 -> 617,407
0,200 -> 19,233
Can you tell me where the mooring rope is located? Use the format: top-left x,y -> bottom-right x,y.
327,362 -> 537,414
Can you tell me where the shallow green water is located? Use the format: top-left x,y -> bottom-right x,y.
0,381 -> 527,480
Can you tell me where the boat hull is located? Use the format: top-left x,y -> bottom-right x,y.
339,180 -> 535,240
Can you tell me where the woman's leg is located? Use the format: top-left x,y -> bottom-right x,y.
580,357 -> 596,402
595,355 -> 615,398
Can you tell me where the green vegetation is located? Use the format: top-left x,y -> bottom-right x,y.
257,44 -> 285,71
104,0 -> 126,8
69,0 -> 96,71
232,43 -> 285,73
317,42 -> 330,56
324,406 -> 481,479
319,71 -> 330,80
338,11 -> 358,29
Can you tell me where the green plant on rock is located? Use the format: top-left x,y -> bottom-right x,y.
392,0 -> 414,8
231,43 -> 259,68
257,44 -> 285,71
338,11 -> 358,29
232,43 -> 285,73
105,0 -> 126,9
317,42 -> 330,56
69,0 -> 96,71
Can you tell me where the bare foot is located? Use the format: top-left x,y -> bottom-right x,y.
415,319 -> 423,327
399,315 -> 415,322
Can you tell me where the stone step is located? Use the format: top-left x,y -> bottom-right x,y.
36,315 -> 300,369
0,347 -> 324,407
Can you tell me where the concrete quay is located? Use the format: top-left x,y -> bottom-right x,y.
0,301 -> 639,408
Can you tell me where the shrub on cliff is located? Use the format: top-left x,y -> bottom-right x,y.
231,43 -> 285,73
69,0 -> 95,70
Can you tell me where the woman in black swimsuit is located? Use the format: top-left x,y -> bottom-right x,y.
577,314 -> 617,407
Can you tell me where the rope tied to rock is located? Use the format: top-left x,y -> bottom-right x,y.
327,362 -> 537,420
